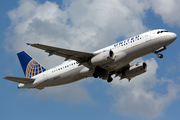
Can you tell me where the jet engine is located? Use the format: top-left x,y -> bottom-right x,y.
122,62 -> 147,80
91,50 -> 114,65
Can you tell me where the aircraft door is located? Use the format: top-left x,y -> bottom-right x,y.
43,72 -> 48,81
146,30 -> 151,41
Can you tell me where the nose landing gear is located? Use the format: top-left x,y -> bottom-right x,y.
157,54 -> 163,58
154,46 -> 166,59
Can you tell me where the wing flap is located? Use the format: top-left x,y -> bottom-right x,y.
4,76 -> 35,84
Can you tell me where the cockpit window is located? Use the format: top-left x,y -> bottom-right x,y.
157,30 -> 168,34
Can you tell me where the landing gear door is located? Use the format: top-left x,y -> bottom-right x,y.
146,30 -> 151,42
43,72 -> 48,81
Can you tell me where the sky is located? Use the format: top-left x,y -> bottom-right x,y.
1,0 -> 180,120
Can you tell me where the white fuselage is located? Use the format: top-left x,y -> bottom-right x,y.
18,29 -> 177,89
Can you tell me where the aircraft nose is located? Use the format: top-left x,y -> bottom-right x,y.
169,33 -> 177,43
173,33 -> 177,40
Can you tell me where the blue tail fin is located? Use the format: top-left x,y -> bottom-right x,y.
17,51 -> 46,78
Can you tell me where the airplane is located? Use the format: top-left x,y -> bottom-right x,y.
4,29 -> 177,90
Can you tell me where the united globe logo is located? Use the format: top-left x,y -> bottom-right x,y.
26,59 -> 46,78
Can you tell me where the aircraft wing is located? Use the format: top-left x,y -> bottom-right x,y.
4,76 -> 35,84
27,43 -> 94,66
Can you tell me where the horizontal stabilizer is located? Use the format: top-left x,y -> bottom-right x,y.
3,76 -> 35,84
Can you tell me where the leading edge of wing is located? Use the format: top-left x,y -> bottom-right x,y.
4,76 -> 35,84
26,43 -> 94,63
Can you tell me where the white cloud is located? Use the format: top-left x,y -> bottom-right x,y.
149,0 -> 180,26
109,58 -> 180,119
6,0 -> 149,58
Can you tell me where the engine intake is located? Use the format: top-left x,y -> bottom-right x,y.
91,50 -> 114,65
122,62 -> 147,80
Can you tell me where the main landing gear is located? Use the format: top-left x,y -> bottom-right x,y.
154,46 -> 166,58
93,72 -> 113,83
93,66 -> 114,83
107,75 -> 113,83
93,72 -> 99,78
107,71 -> 114,83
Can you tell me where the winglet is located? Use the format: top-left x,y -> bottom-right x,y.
26,43 -> 31,46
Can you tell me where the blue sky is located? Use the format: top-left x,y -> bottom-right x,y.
1,0 -> 180,120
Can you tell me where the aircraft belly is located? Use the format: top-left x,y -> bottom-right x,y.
36,66 -> 86,88
110,60 -> 131,71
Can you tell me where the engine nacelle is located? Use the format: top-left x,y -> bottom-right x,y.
91,50 -> 114,65
122,62 -> 147,80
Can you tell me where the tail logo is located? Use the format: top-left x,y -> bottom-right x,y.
26,59 -> 46,78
